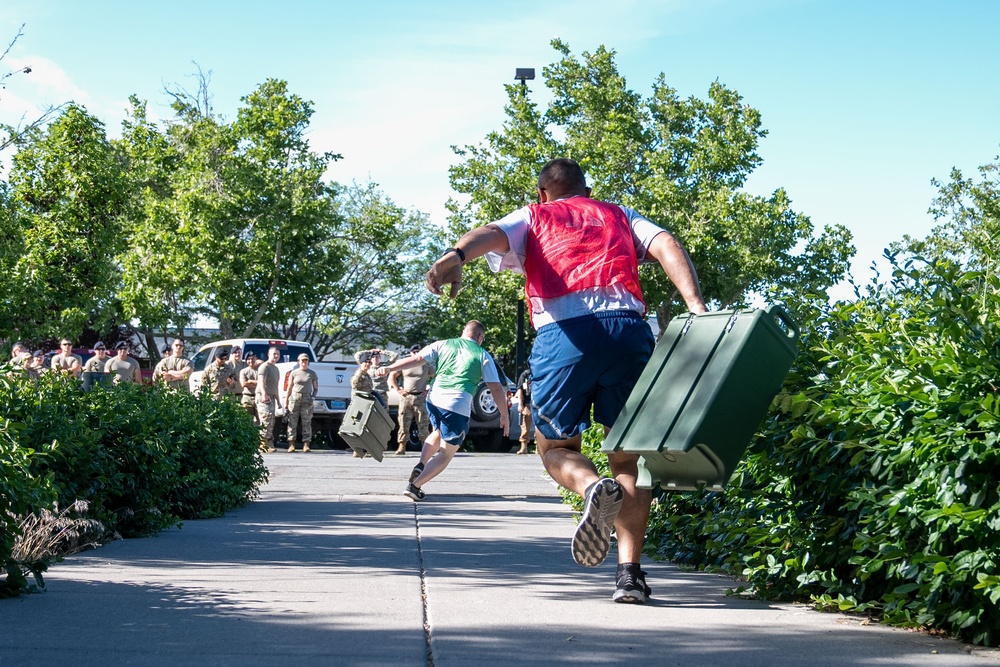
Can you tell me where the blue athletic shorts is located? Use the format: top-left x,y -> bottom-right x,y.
427,400 -> 470,446
529,310 -> 654,440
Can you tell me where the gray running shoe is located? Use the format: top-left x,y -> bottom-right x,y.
613,563 -> 651,604
404,482 -> 425,502
572,478 -> 623,567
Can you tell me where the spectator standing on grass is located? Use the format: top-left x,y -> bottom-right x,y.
375,320 -> 509,501
105,342 -> 140,384
51,338 -> 83,377
423,158 -> 707,604
202,348 -> 235,399
285,353 -> 318,453
255,347 -> 281,453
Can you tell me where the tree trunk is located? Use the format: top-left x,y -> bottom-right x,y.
241,239 -> 282,338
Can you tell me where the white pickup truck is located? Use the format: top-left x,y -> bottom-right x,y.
188,339 -> 358,442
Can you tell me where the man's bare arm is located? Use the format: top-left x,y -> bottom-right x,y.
426,224 -> 511,298
646,231 -> 708,314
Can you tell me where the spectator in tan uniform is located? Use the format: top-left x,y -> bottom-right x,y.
388,344 -> 433,456
255,347 -> 281,452
239,352 -> 259,422
82,341 -> 110,374
202,348 -> 235,399
156,339 -> 193,391
285,353 -> 319,453
105,342 -> 140,384
51,339 -> 83,377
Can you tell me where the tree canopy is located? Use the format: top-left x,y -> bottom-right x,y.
436,40 -> 854,363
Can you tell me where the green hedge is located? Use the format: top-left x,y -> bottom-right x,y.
0,370 -> 267,596
641,258 -> 1000,645
564,257 -> 1000,645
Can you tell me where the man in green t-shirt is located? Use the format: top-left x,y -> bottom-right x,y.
376,320 -> 509,501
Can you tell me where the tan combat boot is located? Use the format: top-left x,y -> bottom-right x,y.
303,442 -> 311,453
288,444 -> 296,453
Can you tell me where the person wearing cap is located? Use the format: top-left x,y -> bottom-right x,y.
156,339 -> 193,391
51,338 -> 83,377
29,350 -> 48,377
202,347 -> 236,399
255,346 -> 281,452
226,346 -> 247,399
83,342 -> 110,374
388,344 -> 433,456
239,351 -> 259,422
353,347 -> 399,403
104,342 -> 140,384
285,352 -> 319,452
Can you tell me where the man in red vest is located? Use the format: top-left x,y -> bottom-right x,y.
426,158 -> 707,604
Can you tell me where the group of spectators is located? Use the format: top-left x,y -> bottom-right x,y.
10,337 -> 142,384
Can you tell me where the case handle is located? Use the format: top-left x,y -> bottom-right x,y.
765,304 -> 798,340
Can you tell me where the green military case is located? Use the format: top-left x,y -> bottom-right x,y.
338,391 -> 393,462
602,305 -> 798,491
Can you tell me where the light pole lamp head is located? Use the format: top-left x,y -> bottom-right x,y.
514,68 -> 535,85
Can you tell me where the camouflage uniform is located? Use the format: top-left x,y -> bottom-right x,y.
255,361 -> 280,451
351,366 -> 375,394
286,366 -> 319,449
202,361 -> 235,400
354,349 -> 398,396
239,364 -> 259,421
395,362 -> 431,454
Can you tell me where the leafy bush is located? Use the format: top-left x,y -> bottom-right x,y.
0,370 -> 267,595
0,367 -> 57,597
643,256 -> 1000,645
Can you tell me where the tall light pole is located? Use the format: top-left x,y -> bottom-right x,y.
513,68 -> 534,383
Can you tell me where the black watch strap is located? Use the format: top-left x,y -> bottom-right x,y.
446,247 -> 466,263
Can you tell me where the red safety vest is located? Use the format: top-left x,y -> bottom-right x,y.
524,197 -> 646,325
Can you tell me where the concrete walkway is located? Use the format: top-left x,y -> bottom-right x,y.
1,452 -> 997,666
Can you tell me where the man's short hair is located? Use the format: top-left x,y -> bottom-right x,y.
464,320 -> 485,339
538,158 -> 587,193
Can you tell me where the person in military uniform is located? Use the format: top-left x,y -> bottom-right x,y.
155,339 -> 193,391
51,338 -> 83,377
239,352 -> 259,423
10,341 -> 28,362
82,341 -> 110,376
104,342 -> 140,384
255,347 -> 281,453
202,348 -> 236,399
349,356 -> 378,458
151,344 -> 171,384
226,346 -> 247,399
29,350 -> 48,377
388,344 -> 433,456
354,347 -> 398,406
515,369 -> 534,455
285,352 -> 319,453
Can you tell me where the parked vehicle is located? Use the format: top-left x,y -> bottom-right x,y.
189,339 -> 358,445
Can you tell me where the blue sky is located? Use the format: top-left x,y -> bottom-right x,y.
2,0 -> 998,300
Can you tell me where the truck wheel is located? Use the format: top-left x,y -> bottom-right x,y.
471,384 -> 499,421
